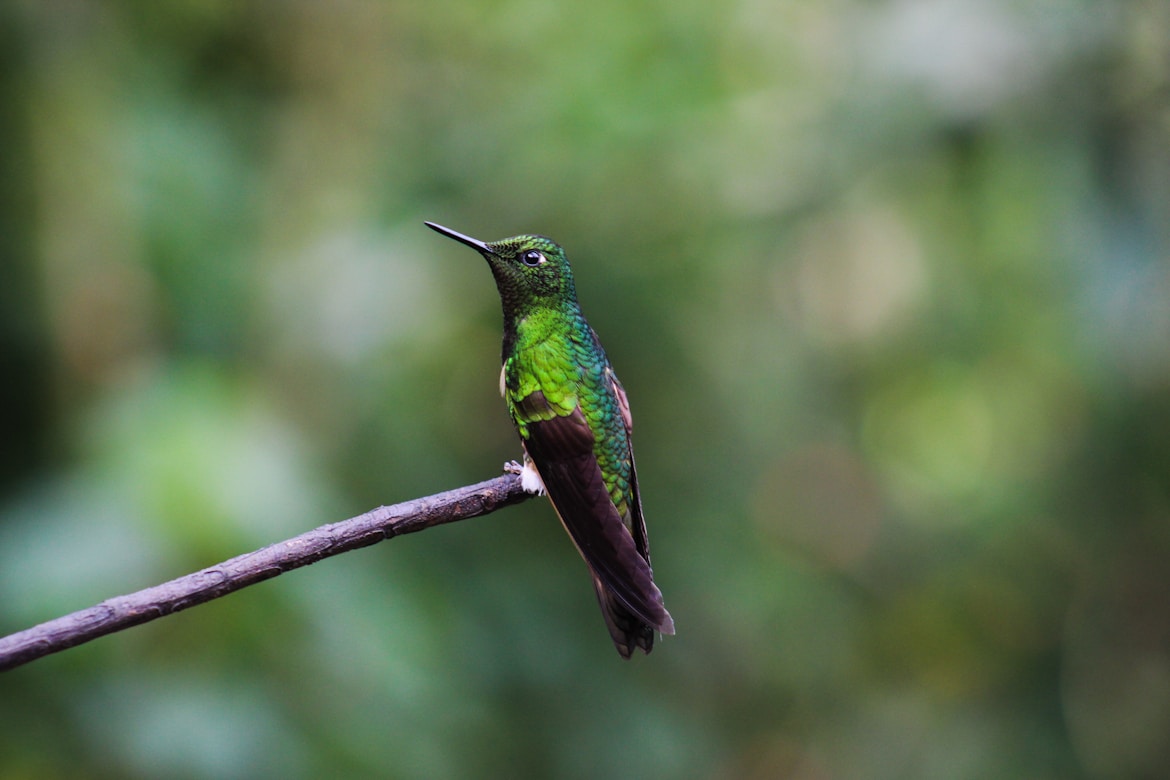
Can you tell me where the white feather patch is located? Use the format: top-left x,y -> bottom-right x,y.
520,456 -> 546,495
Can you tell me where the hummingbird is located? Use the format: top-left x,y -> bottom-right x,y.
426,221 -> 675,657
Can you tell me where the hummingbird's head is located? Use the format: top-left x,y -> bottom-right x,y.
425,222 -> 578,310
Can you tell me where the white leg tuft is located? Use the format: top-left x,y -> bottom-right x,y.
519,457 -> 546,495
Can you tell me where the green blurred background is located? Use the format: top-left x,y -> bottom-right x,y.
1,1 -> 1168,778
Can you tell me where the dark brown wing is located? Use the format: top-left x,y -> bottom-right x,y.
519,392 -> 671,654
590,574 -> 655,658
607,366 -> 650,558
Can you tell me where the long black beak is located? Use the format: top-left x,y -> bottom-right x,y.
425,221 -> 493,254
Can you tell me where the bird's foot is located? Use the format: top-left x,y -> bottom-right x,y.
504,459 -> 545,495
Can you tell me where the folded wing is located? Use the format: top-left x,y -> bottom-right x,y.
518,390 -> 672,655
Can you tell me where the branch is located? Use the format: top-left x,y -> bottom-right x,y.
0,473 -> 535,672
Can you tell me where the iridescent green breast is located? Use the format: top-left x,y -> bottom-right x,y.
504,324 -> 635,524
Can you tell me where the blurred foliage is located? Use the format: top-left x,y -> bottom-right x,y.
1,0 -> 1169,778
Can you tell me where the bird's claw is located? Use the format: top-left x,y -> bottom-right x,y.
504,458 -> 546,494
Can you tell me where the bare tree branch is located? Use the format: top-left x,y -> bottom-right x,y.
0,473 -> 535,672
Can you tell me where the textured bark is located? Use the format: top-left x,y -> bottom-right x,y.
0,474 -> 534,672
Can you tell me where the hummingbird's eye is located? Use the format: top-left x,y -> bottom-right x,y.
521,250 -> 546,267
